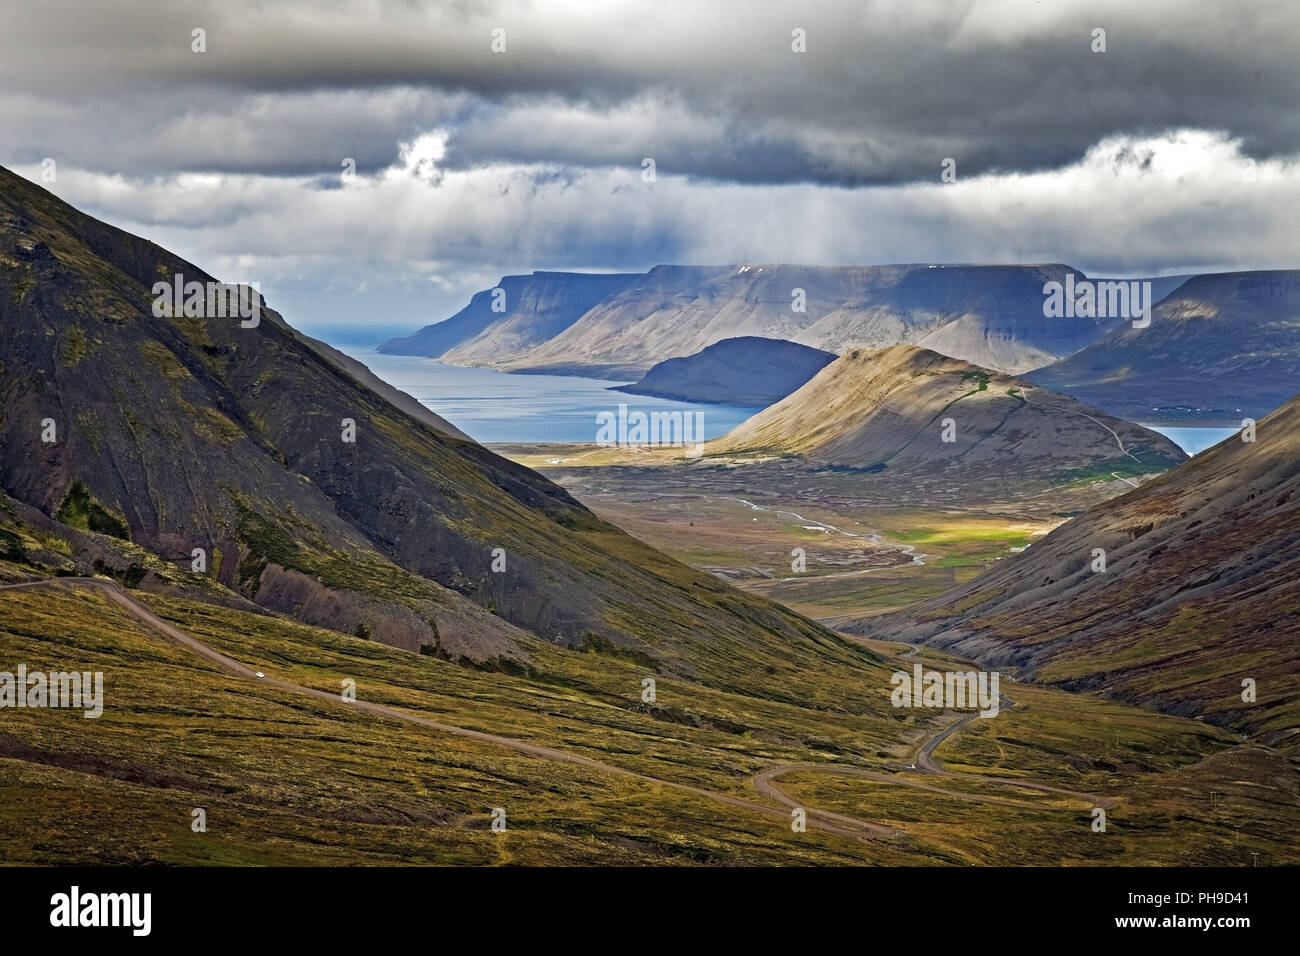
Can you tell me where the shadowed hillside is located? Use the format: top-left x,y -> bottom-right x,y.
1029,270 -> 1300,424
0,166 -> 877,688
850,393 -> 1300,746
614,336 -> 836,406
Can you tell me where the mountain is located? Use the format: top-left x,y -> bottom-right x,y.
612,336 -> 836,406
382,265 -> 1213,382
508,264 -> 877,378
378,270 -> 640,359
705,345 -> 1187,479
848,391 -> 1300,743
281,320 -> 472,442
5,169 -> 1295,868
408,262 -> 1160,379
1029,271 -> 1300,424
793,266 -> 1191,374
0,166 -> 871,687
1095,273 -> 1197,304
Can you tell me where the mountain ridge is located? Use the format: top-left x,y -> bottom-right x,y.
847,388 -> 1300,742
1029,269 -> 1300,424
0,165 -> 872,686
379,270 -> 640,359
381,264 -> 1218,379
705,344 -> 1187,480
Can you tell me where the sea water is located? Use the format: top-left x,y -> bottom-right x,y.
1145,426 -> 1240,456
341,348 -> 760,444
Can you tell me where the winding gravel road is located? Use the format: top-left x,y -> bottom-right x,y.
0,577 -> 1112,850
0,577 -> 898,841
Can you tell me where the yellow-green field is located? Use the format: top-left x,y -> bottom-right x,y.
4,576 -> 1293,865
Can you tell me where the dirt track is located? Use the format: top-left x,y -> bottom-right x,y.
0,577 -> 1112,849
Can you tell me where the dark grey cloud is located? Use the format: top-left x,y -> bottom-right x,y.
2,1 -> 1297,337
2,0 -> 1298,185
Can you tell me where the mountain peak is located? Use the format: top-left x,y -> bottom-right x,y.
708,344 -> 1186,478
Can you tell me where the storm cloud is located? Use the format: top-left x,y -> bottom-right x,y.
2,0 -> 1297,334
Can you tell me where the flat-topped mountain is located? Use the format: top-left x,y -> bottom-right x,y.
385,262 -> 1173,378
851,388 -> 1300,742
705,345 -> 1186,480
613,336 -> 836,406
379,270 -> 640,359
1029,270 -> 1300,424
510,263 -> 1120,377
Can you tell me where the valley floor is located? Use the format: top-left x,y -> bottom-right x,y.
498,443 -> 1152,622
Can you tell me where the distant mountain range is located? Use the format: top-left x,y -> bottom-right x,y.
381,264 -> 1200,379
613,336 -> 836,406
849,389 -> 1300,743
1028,270 -> 1300,424
706,345 -> 1186,479
0,166 -> 866,684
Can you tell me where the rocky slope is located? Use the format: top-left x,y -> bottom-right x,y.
1029,270 -> 1300,424
849,390 -> 1300,742
0,166 -> 863,685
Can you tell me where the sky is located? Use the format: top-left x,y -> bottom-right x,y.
2,0 -> 1298,343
